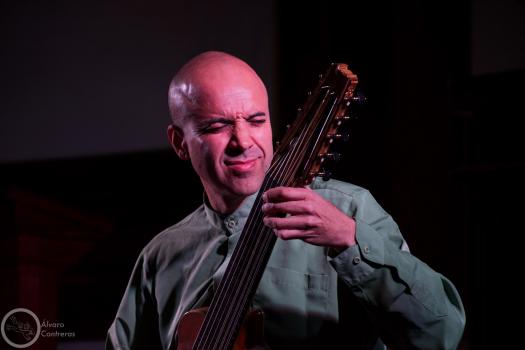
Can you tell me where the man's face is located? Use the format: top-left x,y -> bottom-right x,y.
180,75 -> 273,205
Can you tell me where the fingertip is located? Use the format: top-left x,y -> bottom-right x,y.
261,203 -> 270,212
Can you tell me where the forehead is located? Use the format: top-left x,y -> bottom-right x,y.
188,77 -> 268,119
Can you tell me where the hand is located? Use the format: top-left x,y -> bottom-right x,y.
262,186 -> 356,250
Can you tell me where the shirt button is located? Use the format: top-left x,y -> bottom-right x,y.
352,256 -> 361,265
225,217 -> 237,229
363,246 -> 370,254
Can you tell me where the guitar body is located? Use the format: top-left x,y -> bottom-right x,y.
176,307 -> 268,350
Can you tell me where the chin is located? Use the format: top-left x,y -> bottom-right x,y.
229,177 -> 264,197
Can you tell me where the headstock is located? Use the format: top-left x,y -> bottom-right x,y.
269,63 -> 363,187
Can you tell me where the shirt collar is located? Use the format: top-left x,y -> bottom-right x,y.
203,191 -> 259,236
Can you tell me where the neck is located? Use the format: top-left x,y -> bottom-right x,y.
204,187 -> 246,215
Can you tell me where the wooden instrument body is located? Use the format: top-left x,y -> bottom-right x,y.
176,307 -> 267,350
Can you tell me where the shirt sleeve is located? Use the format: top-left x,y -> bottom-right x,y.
329,189 -> 466,350
106,250 -> 162,350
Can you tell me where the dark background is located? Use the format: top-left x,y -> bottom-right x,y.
1,0 -> 524,349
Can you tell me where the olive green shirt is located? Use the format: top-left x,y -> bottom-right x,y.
106,178 -> 465,349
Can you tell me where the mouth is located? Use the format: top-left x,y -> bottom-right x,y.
224,158 -> 259,172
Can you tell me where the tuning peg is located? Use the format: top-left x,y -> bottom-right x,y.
318,170 -> 332,181
336,115 -> 352,122
327,152 -> 341,162
327,133 -> 350,142
319,152 -> 341,162
351,93 -> 367,105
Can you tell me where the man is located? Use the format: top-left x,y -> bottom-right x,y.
106,51 -> 465,349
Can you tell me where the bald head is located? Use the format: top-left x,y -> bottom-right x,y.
168,51 -> 268,127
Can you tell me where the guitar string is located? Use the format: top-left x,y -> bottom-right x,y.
211,91 -> 335,350
217,90 -> 339,350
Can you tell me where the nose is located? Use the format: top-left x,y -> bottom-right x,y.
228,121 -> 253,153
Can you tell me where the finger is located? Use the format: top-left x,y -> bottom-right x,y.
272,229 -> 331,247
261,200 -> 313,216
263,187 -> 311,203
263,215 -> 317,230
272,229 -> 317,241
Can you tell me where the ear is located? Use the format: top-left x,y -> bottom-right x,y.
167,124 -> 190,160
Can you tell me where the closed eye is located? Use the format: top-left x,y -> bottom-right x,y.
249,119 -> 266,125
247,112 -> 267,126
196,118 -> 233,134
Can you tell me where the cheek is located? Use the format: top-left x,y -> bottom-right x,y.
189,137 -> 226,170
259,126 -> 274,154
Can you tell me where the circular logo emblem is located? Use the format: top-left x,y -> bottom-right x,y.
1,308 -> 41,348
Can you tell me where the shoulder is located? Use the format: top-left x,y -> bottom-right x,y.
310,177 -> 389,218
141,205 -> 209,262
310,177 -> 368,197
310,177 -> 375,206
